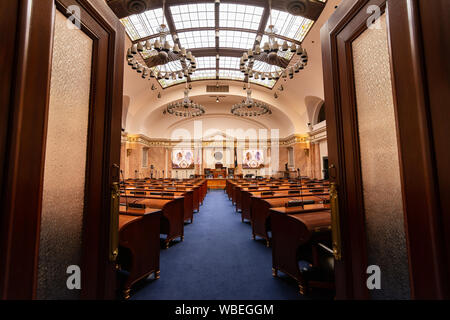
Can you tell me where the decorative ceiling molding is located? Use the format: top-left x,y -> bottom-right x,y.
124,132 -> 311,148
106,0 -> 325,21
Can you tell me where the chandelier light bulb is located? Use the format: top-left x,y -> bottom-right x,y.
153,39 -> 161,51
290,42 -> 297,52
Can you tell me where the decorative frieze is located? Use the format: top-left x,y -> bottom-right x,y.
123,133 -> 314,148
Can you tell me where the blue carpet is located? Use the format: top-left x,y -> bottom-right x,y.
131,190 -> 327,300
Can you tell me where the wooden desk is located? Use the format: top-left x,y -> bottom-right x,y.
212,169 -> 226,178
250,199 -> 329,247
120,206 -> 161,216
122,188 -> 194,223
118,209 -> 162,299
241,188 -> 330,221
207,178 -> 226,189
121,197 -> 184,249
269,208 -> 332,295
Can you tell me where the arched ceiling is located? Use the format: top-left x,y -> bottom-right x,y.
117,0 -> 342,139
143,95 -> 295,138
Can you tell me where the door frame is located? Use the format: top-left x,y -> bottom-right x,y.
321,0 -> 450,299
0,0 -> 124,299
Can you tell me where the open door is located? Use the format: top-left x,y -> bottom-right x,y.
0,0 -> 124,299
321,0 -> 450,299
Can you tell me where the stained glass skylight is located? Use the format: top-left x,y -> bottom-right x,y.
253,60 -> 282,74
219,30 -> 257,49
121,8 -> 164,41
178,30 -> 216,49
171,3 -> 215,29
219,57 -> 241,70
120,1 -> 321,89
219,69 -> 245,81
220,4 -> 264,30
156,60 -> 183,73
190,69 -> 217,81
196,56 -> 216,70
266,9 -> 314,42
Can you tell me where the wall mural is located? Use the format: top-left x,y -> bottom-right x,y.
172,149 -> 194,169
243,149 -> 264,169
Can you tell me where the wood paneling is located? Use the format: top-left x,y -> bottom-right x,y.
0,0 -> 56,299
386,0 -> 450,299
322,0 -> 450,299
0,0 -> 124,300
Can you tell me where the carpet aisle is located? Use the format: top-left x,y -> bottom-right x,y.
132,189 -> 324,300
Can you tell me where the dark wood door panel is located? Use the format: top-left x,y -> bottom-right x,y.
0,0 -> 124,300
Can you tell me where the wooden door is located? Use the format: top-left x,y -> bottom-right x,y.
321,0 -> 450,299
0,0 -> 124,299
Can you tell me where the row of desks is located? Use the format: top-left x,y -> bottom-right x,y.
117,179 -> 207,299
226,178 -> 334,295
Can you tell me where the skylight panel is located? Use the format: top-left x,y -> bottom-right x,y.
267,9 -> 314,42
219,69 -> 245,81
220,4 -> 264,30
252,60 -> 282,73
178,30 -> 216,49
120,8 -> 164,41
219,30 -> 257,49
171,3 -> 215,29
219,57 -> 241,70
190,69 -> 217,81
157,60 -> 183,73
196,57 -> 216,70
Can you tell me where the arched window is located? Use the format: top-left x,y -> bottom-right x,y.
317,104 -> 326,123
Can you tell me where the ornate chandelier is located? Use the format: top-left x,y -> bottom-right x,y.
126,0 -> 196,82
163,81 -> 205,118
240,0 -> 308,81
231,83 -> 272,117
